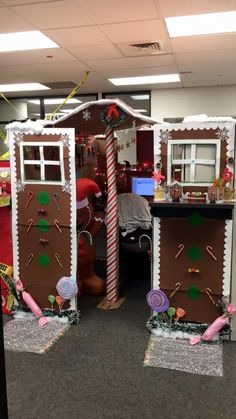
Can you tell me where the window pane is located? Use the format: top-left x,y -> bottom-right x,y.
24,164 -> 41,181
196,144 -> 216,159
195,165 -> 215,182
23,145 -> 40,160
45,164 -> 61,181
43,146 -> 59,161
172,164 -> 191,182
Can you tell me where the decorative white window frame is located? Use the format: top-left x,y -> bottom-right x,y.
19,141 -> 65,185
167,139 -> 221,186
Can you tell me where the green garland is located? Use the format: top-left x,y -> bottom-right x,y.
12,304 -> 80,325
100,107 -> 126,128
187,212 -> 203,228
147,314 -> 230,338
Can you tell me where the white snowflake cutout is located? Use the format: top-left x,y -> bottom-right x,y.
14,132 -> 24,145
83,109 -> 91,121
59,133 -> 70,148
62,181 -> 71,194
159,129 -> 172,143
216,127 -> 229,142
16,180 -> 25,192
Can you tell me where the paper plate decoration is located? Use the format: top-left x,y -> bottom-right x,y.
187,245 -> 202,261
38,253 -> 51,267
187,212 -> 203,228
56,276 -> 78,300
37,219 -> 49,233
187,285 -> 201,300
37,191 -> 50,206
146,290 -> 169,313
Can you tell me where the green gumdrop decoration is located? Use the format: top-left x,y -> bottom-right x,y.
187,285 -> 201,300
37,219 -> 49,232
48,295 -> 55,304
187,245 -> 202,261
38,253 -> 51,267
167,307 -> 176,318
37,191 -> 50,206
188,212 -> 203,228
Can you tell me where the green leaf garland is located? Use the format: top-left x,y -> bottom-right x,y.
37,219 -> 49,233
187,245 -> 202,261
38,253 -> 51,267
187,212 -> 203,228
187,285 -> 201,300
37,191 -> 50,206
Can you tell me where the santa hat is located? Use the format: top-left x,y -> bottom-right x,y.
76,178 -> 102,209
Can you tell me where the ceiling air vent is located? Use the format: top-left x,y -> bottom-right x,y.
43,81 -> 77,89
129,41 -> 162,52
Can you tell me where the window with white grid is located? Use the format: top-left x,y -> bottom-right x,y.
19,142 -> 65,185
167,139 -> 221,186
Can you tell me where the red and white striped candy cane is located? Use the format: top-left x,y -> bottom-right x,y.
105,124 -> 119,302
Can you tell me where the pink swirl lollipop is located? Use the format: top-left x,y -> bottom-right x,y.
56,277 -> 78,300
146,290 -> 169,313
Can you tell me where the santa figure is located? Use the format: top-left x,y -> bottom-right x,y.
76,178 -> 106,296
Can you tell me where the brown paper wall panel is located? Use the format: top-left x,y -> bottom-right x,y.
159,217 -> 225,323
162,289 -> 221,323
17,184 -> 71,226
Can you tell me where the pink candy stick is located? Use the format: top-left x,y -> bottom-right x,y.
22,290 -> 42,318
202,315 -> 228,341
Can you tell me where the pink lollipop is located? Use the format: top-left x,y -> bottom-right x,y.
146,290 -> 169,313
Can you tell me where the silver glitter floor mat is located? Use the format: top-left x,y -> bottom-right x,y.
4,319 -> 70,354
144,334 -> 223,377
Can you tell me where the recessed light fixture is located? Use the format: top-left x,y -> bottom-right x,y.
0,83 -> 50,92
165,11 -> 236,37
28,98 -> 82,105
0,31 -> 59,52
134,109 -> 147,113
130,95 -> 150,100
109,74 -> 180,86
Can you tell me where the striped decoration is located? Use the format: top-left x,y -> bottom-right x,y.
105,124 -> 119,301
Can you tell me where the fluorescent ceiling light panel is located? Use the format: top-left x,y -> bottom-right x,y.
28,98 -> 81,105
0,83 -> 49,92
0,31 -> 59,52
134,109 -> 147,113
109,74 -> 180,86
165,11 -> 236,37
130,95 -> 150,100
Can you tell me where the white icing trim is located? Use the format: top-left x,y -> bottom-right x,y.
152,217 -> 161,290
223,219 -> 233,297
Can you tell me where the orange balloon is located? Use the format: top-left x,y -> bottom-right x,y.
56,295 -> 63,305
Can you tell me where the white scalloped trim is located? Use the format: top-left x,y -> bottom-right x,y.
223,219 -> 233,297
152,217 -> 161,290
8,130 -> 19,281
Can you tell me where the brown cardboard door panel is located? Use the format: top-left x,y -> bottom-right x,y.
162,289 -> 220,323
17,184 -> 72,226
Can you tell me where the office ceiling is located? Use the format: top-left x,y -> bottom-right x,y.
1,0 -> 236,96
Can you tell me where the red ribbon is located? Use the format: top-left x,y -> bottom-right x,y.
107,104 -> 120,119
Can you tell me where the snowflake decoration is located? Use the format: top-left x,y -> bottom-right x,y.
62,181 -> 71,194
131,138 -> 136,144
116,144 -> 124,152
14,132 -> 24,145
83,109 -> 91,121
159,129 -> 172,143
59,133 -> 70,148
216,127 -> 229,142
126,141 -> 130,148
16,180 -> 25,192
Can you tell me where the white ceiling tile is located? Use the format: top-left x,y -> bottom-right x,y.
126,54 -> 176,68
12,61 -> 87,81
171,35 -> 225,53
157,0 -> 231,18
0,48 -> 77,66
1,0 -> 56,4
12,0 -> 94,30
44,26 -> 110,47
84,58 -> 136,78
134,65 -> 178,76
100,19 -> 167,43
222,33 -> 236,49
79,0 -> 159,24
67,44 -> 122,60
0,7 -> 33,32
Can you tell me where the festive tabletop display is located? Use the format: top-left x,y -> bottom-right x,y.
148,119 -> 235,339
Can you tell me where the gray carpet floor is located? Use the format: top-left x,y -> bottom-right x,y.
4,277 -> 236,419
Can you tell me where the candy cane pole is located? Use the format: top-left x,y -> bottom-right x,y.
105,124 -> 119,302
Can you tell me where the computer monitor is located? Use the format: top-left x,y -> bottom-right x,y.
132,177 -> 154,196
